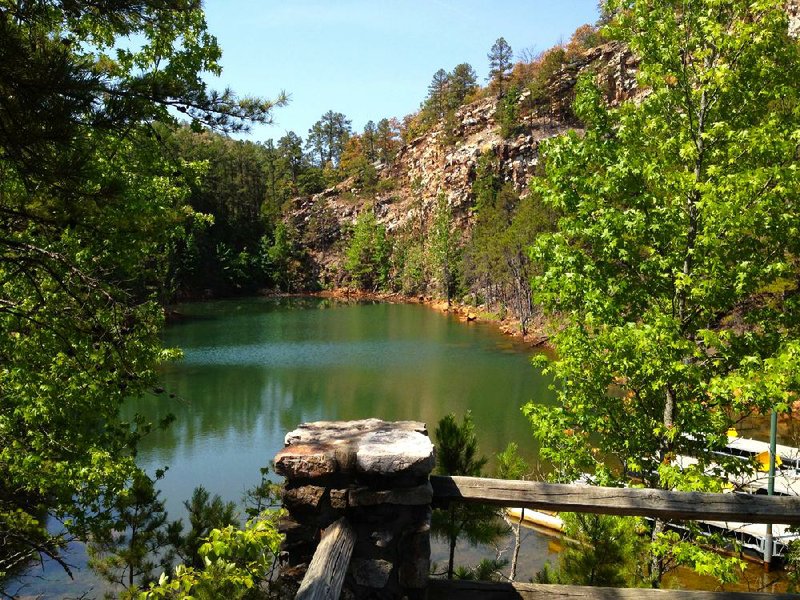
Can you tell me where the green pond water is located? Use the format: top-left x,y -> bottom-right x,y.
11,296 -> 559,597
132,296 -> 554,516
12,296 -> 788,596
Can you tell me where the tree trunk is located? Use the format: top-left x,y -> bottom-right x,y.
649,518 -> 665,588
448,534 -> 456,579
510,509 -> 523,581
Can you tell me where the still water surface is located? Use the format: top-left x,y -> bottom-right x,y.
14,297 -> 789,596
14,296 -> 558,597
133,297 -> 554,516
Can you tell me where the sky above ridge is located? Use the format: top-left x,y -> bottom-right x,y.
202,1 -> 600,143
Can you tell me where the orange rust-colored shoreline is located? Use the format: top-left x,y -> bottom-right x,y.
310,288 -> 552,350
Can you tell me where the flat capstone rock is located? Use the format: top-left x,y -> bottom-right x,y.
274,419 -> 434,478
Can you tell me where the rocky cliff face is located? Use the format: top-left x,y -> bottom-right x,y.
293,6 -> 797,288
292,41 -> 637,287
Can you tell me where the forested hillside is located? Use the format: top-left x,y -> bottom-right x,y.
160,24 -> 640,337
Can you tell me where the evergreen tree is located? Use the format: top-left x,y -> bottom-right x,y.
487,37 -> 514,94
344,211 -> 391,291
362,120 -> 378,162
426,68 -> 451,121
305,110 -> 352,167
375,117 -> 401,165
448,63 -> 479,110
167,487 -> 239,569
429,193 -> 459,303
432,412 -> 507,580
535,513 -> 645,587
88,472 -> 170,592
277,131 -> 304,186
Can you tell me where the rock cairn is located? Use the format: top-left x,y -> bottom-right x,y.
274,419 -> 435,599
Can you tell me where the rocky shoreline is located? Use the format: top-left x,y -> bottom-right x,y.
310,288 -> 551,349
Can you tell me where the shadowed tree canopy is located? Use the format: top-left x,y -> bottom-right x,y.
0,0 -> 283,579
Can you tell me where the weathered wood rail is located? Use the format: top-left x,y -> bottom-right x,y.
430,475 -> 800,525
276,420 -> 800,600
295,518 -> 356,600
427,580 -> 799,599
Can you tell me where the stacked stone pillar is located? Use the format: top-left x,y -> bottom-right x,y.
274,419 -> 435,599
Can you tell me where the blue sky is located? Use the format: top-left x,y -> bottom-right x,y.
202,1 -> 600,143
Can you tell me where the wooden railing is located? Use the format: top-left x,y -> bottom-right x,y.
428,476 -> 800,599
276,421 -> 800,599
295,518 -> 356,600
296,476 -> 800,599
430,475 -> 800,524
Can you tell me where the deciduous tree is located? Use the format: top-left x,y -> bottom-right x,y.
525,0 -> 800,585
0,0 -> 282,575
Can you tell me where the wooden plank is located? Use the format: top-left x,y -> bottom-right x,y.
430,476 -> 800,525
426,579 -> 800,599
295,517 -> 356,600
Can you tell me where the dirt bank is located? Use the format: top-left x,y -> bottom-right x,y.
312,288 -> 551,349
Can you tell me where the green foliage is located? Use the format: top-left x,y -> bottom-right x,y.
302,199 -> 342,251
242,467 -> 282,520
375,118 -> 402,165
465,156 -> 556,334
139,512 -> 283,600
166,487 -> 239,569
426,68 -> 451,122
393,239 -> 427,295
650,529 -> 745,585
495,443 -> 530,581
526,0 -> 800,585
497,85 -> 522,138
786,536 -> 800,592
496,442 -> 529,482
433,412 -> 507,580
261,222 -> 310,292
165,126 -> 310,297
448,63 -> 479,110
339,135 -> 379,192
435,412 -> 487,477
488,37 -> 514,95
429,193 -> 461,303
305,110 -> 352,167
536,513 -> 646,587
344,211 -> 391,291
0,0 -> 281,574
420,63 -> 479,135
526,47 -> 567,104
88,472 -> 171,593
453,557 -> 509,581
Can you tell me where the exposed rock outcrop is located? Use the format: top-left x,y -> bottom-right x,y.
292,41 -> 639,291
292,9 -> 795,293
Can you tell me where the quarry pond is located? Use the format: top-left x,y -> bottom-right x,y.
14,296 -> 790,596
14,296 -> 564,598
136,296 -> 554,517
